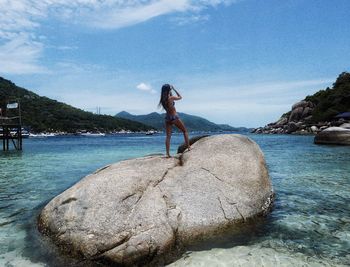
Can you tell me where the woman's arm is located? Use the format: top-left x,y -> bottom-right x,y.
169,87 -> 182,101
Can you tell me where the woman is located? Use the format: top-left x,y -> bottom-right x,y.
158,84 -> 190,158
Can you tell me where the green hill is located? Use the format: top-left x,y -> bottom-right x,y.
0,77 -> 154,132
305,72 -> 350,122
116,111 -> 245,132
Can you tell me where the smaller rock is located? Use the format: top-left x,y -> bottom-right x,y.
310,126 -> 318,133
323,127 -> 350,132
314,127 -> 350,145
317,122 -> 327,127
340,123 -> 350,129
253,128 -> 263,134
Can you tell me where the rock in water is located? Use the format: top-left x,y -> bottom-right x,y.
38,134 -> 274,266
314,127 -> 350,145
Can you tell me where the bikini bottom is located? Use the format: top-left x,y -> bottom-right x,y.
165,114 -> 179,123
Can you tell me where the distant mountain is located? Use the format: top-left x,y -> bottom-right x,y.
0,77 -> 153,132
117,111 -> 164,129
116,111 -> 246,132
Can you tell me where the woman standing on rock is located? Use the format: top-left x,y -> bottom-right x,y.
159,84 -> 190,158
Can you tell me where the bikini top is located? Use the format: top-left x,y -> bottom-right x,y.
167,100 -> 175,109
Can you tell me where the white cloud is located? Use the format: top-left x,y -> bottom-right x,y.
0,0 -> 238,74
136,82 -> 156,94
54,45 -> 78,51
86,0 -> 191,29
171,14 -> 210,26
0,33 -> 47,74
65,0 -> 238,29
137,82 -> 152,91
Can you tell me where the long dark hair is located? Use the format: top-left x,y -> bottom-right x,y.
158,84 -> 172,110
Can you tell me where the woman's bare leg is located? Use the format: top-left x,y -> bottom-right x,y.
165,122 -> 172,157
173,119 -> 191,151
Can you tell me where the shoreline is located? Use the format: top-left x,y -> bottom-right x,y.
25,130 -> 248,138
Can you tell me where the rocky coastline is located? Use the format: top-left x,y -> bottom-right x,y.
252,100 -> 349,135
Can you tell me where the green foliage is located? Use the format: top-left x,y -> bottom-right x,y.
0,77 -> 154,132
305,72 -> 350,122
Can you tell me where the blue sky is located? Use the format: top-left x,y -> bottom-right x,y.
1,0 -> 349,127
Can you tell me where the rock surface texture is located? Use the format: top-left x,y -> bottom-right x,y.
38,134 -> 274,266
314,125 -> 350,145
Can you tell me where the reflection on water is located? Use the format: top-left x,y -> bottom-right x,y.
0,134 -> 349,266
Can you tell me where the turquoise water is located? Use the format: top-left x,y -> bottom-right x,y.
0,133 -> 349,266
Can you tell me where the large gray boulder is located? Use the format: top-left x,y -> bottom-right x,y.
291,100 -> 309,110
286,122 -> 299,133
291,100 -> 314,110
314,127 -> 350,145
289,106 -> 304,122
38,134 -> 274,266
288,101 -> 314,123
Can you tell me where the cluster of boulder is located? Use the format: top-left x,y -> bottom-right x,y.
38,135 -> 274,266
252,100 -> 348,135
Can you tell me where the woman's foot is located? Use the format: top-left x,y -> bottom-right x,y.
166,154 -> 171,158
184,146 -> 191,153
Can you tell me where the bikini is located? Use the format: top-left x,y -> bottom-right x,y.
165,101 -> 179,123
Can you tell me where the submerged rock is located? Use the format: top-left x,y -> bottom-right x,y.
314,126 -> 350,145
38,134 -> 274,266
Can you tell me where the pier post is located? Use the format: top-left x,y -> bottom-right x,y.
6,126 -> 9,151
2,127 -> 5,151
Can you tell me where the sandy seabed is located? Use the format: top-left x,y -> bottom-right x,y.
169,243 -> 349,267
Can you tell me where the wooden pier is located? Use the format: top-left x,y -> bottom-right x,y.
0,123 -> 22,151
0,100 -> 23,151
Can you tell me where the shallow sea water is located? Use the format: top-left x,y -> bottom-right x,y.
0,133 -> 349,266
